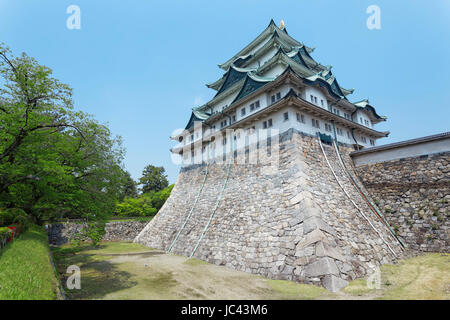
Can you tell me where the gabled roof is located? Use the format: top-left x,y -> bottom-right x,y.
231,73 -> 273,104
353,99 -> 387,122
218,19 -> 313,71
257,46 -> 313,79
305,73 -> 344,99
287,48 -> 310,69
184,109 -> 210,130
213,65 -> 256,97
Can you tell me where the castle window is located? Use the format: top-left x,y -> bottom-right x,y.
360,117 -> 363,124
321,99 -> 324,107
296,113 -> 305,123
271,93 -> 281,103
312,119 -> 320,128
264,119 -> 273,128
360,135 -> 367,143
310,95 -> 314,103
283,112 -> 289,121
347,131 -> 351,139
255,100 -> 260,108
241,108 -> 246,116
370,139 -> 375,146
337,128 -> 343,136
250,103 -> 255,111
232,115 -> 236,123
314,97 -> 317,104
325,123 -> 332,132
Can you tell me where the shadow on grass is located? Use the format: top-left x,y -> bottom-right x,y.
52,246 -> 138,300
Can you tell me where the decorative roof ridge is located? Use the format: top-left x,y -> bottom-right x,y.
304,73 -> 343,99
219,20 -> 311,71
354,98 -> 370,105
230,73 -> 272,105
353,100 -> 386,121
212,64 -> 258,98
256,48 -> 312,78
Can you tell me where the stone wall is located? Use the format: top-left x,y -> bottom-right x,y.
135,129 -> 403,291
47,221 -> 148,245
354,152 -> 449,252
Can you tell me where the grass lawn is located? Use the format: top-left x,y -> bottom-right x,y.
342,252 -> 450,299
52,242 -> 450,300
0,225 -> 58,300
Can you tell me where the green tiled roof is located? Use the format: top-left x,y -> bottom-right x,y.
184,109 -> 210,130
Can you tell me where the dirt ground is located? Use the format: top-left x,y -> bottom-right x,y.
51,242 -> 450,300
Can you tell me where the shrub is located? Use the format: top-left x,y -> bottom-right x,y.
113,184 -> 173,217
0,227 -> 12,248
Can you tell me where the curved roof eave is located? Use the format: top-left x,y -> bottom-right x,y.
213,65 -> 257,97
354,99 -> 386,121
184,110 -> 210,130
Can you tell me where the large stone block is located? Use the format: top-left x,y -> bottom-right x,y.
304,257 -> 339,277
321,274 -> 349,292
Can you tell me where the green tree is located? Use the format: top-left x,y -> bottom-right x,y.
0,44 -> 125,225
119,170 -> 138,200
139,165 -> 168,194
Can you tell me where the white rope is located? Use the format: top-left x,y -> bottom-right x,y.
167,164 -> 209,252
332,140 -> 405,248
189,161 -> 232,258
317,136 -> 398,258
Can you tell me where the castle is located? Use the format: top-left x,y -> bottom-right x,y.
135,20 -> 449,291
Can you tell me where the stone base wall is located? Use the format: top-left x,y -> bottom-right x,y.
135,129 -> 403,291
47,221 -> 148,245
354,152 -> 449,252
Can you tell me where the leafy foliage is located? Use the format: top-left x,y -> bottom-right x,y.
0,44 -> 129,225
139,165 -> 169,194
114,184 -> 173,217
73,220 -> 107,246
118,170 -> 138,200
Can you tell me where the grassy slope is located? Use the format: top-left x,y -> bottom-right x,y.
0,225 -> 57,300
343,253 -> 450,300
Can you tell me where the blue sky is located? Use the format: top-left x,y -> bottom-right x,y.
1,0 -> 449,183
